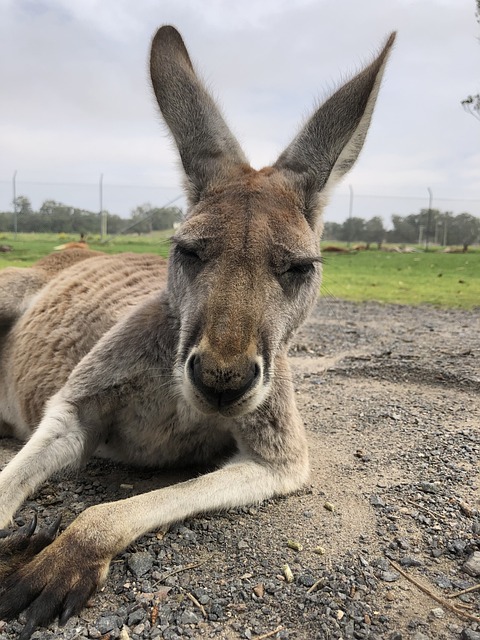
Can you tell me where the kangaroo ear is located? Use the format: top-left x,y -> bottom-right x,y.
274,33 -> 396,223
150,26 -> 248,204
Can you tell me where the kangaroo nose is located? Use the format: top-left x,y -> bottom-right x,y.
188,354 -> 260,409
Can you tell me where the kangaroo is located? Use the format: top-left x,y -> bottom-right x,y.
0,26 -> 395,638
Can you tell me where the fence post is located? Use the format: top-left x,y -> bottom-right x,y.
12,170 -> 17,239
99,173 -> 107,240
425,187 -> 433,251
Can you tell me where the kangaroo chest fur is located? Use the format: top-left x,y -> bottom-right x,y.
95,386 -> 236,468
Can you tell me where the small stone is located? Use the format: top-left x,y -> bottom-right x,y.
435,575 -> 452,589
336,609 -> 344,620
128,551 -> 154,578
399,556 -> 422,567
208,602 -> 224,620
180,610 -> 199,624
381,571 -> 400,582
419,481 -> 439,494
385,591 -> 396,602
127,608 -> 146,626
430,607 -> 445,619
253,583 -> 264,598
463,551 -> 480,577
96,615 -> 119,635
237,539 -> 249,550
324,502 -> 335,512
370,494 -> 386,507
298,573 -> 316,587
396,537 -> 410,550
132,623 -> 145,635
412,633 -> 429,640
461,630 -> 480,640
313,546 -> 326,555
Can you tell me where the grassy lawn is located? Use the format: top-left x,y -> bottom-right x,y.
0,233 -> 478,309
320,248 -> 480,309
0,231 -> 171,267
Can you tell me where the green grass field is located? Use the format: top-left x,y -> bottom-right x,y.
0,233 -> 479,309
0,231 -> 172,267
320,249 -> 479,309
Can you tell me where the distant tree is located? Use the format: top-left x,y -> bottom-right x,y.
364,216 -> 385,247
389,214 -> 417,243
129,203 -> 153,234
150,206 -> 182,230
447,213 -> 480,250
14,196 -> 33,216
461,0 -> 480,121
340,216 -> 365,243
128,203 -> 182,234
323,221 -> 343,241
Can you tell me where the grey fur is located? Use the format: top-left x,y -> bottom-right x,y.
0,25 -> 395,634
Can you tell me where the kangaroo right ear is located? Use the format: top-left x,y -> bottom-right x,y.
274,33 -> 396,225
150,26 -> 248,204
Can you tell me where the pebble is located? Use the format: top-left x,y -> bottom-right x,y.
381,571 -> 400,582
461,630 -> 480,640
399,556 -> 421,567
419,481 -> 439,494
463,551 -> 480,577
127,608 -> 146,626
127,551 -> 154,578
370,494 -> 386,507
180,610 -> 199,624
95,614 -> 120,634
430,607 -> 445,619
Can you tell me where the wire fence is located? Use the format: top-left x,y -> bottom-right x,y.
1,178 -> 479,230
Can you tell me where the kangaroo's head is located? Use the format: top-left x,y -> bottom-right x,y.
150,26 -> 395,417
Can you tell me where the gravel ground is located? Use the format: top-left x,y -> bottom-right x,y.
0,299 -> 479,640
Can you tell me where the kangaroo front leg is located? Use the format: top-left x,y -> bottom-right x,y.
0,394 -> 103,528
0,418 -> 308,639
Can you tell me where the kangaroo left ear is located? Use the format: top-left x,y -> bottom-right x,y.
274,33 -> 396,224
150,26 -> 248,205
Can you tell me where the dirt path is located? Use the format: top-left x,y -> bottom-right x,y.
0,300 -> 479,640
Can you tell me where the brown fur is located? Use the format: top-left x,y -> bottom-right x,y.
0,248 -> 104,328
53,240 -> 89,251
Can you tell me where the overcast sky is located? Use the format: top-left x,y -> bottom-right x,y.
0,0 -> 478,225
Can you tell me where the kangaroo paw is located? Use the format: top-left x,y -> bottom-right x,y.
0,523 -> 110,640
0,514 -> 61,581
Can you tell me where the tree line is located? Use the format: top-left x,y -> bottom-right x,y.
1,198 -> 479,248
324,209 -> 480,250
0,197 -> 182,235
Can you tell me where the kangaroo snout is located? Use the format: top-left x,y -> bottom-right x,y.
186,351 -> 262,412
